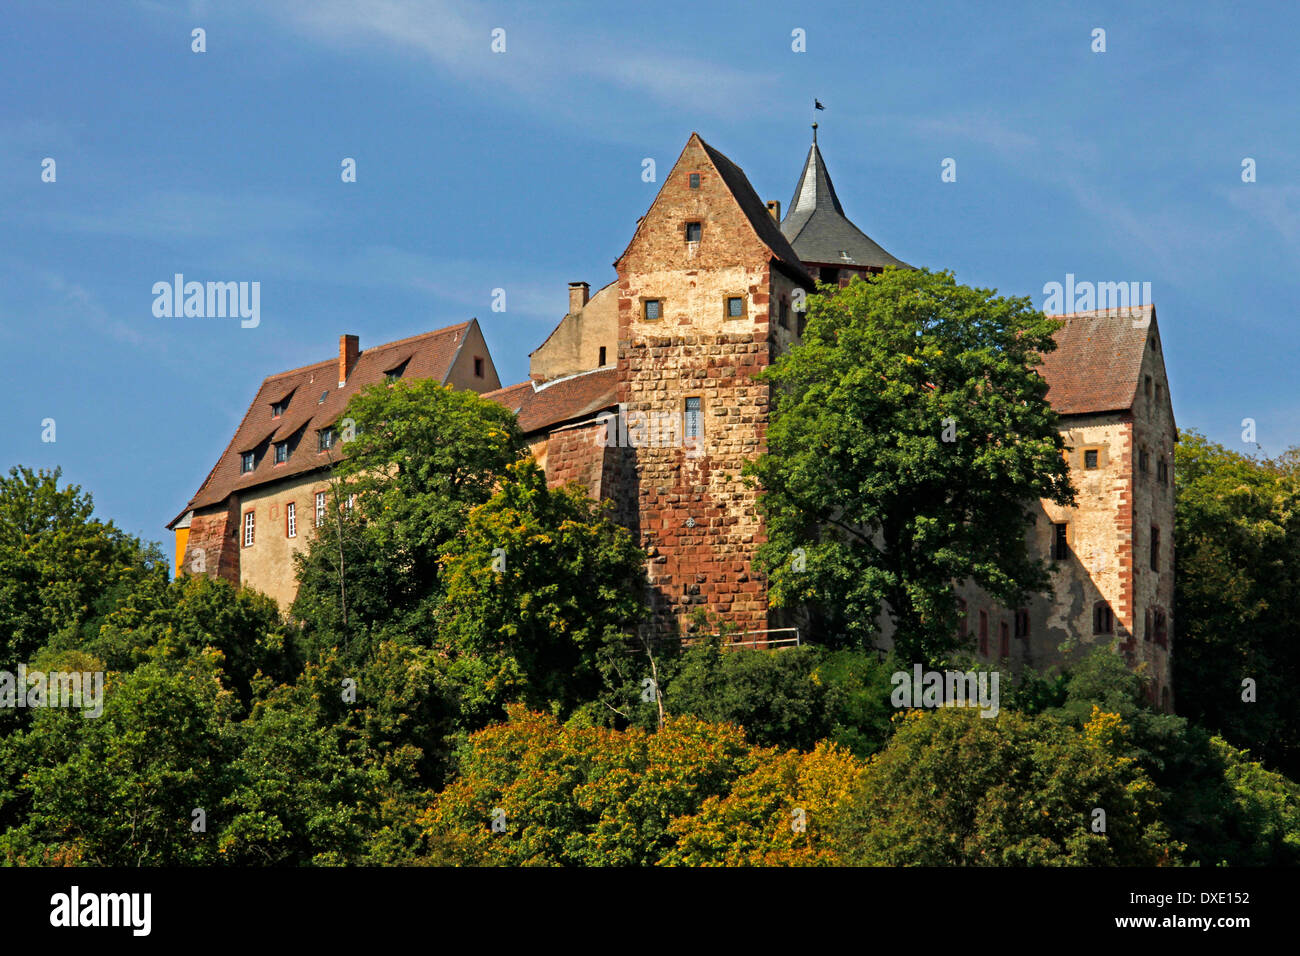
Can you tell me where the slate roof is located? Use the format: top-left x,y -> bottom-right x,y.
483,368 -> 618,436
169,321 -> 478,526
780,142 -> 910,270
1037,305 -> 1157,415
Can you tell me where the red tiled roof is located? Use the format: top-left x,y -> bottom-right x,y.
170,322 -> 475,525
483,368 -> 618,436
1037,305 -> 1155,415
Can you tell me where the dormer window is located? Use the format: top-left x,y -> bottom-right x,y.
318,428 -> 335,452
385,361 -> 408,383
272,400 -> 287,418
274,441 -> 289,464
685,222 -> 702,243
240,451 -> 256,474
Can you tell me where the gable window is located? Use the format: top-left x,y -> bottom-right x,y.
241,450 -> 256,474
315,492 -> 326,528
684,396 -> 702,440
978,610 -> 989,655
1150,526 -> 1160,571
274,441 -> 289,464
1083,449 -> 1099,470
644,299 -> 662,321
725,296 -> 745,319
1093,601 -> 1114,634
243,511 -> 255,548
1014,608 -> 1030,639
318,428 -> 335,452
272,399 -> 287,418
1052,522 -> 1069,561
689,172 -> 700,189
286,502 -> 297,538
473,356 -> 485,378
685,222 -> 702,243
598,346 -> 607,366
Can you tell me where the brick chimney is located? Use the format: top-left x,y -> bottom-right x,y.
766,200 -> 781,221
568,281 -> 590,313
339,334 -> 359,387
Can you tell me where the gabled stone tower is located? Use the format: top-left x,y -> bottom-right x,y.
613,133 -> 814,640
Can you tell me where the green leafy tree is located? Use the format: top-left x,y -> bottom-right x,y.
834,706 -> 1181,865
436,459 -> 647,724
291,380 -> 525,656
748,269 -> 1074,660
0,466 -> 162,670
1172,431 -> 1300,775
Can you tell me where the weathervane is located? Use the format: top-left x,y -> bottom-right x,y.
812,98 -> 824,142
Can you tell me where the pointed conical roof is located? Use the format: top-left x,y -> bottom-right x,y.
780,142 -> 909,269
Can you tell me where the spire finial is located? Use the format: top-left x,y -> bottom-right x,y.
812,121 -> 818,144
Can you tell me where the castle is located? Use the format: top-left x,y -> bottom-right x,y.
167,132 -> 1175,706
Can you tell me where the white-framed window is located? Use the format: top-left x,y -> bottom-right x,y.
684,396 -> 702,440
286,502 -> 296,538
315,492 -> 326,527
243,510 -> 255,547
345,494 -> 355,513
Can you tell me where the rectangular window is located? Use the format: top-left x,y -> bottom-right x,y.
1139,448 -> 1150,474
726,296 -> 745,319
999,622 -> 1010,658
286,502 -> 296,538
1150,526 -> 1160,571
274,441 -> 288,464
315,491 -> 326,528
1083,449 -> 1099,469
1094,602 -> 1113,634
243,511 -> 255,547
1157,458 -> 1168,485
473,356 -> 484,378
272,400 -> 286,418
978,610 -> 989,655
318,429 -> 334,452
685,222 -> 702,242
345,494 -> 355,513
778,299 -> 789,329
599,346 -> 607,366
241,451 -> 255,474
1014,608 -> 1030,639
689,173 -> 700,189
1145,375 -> 1153,398
644,299 -> 662,320
1052,523 -> 1069,561
684,397 -> 702,440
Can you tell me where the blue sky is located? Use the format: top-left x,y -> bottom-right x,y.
3,0 -> 1298,549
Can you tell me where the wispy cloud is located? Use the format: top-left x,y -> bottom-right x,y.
40,189 -> 321,242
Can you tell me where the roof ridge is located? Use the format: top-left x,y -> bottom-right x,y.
262,322 -> 473,383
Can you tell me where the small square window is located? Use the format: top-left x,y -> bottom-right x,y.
274,441 -> 288,464
1084,449 -> 1099,469
474,356 -> 485,378
726,296 -> 745,318
644,299 -> 662,320
241,451 -> 255,474
689,173 -> 700,189
685,222 -> 702,242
